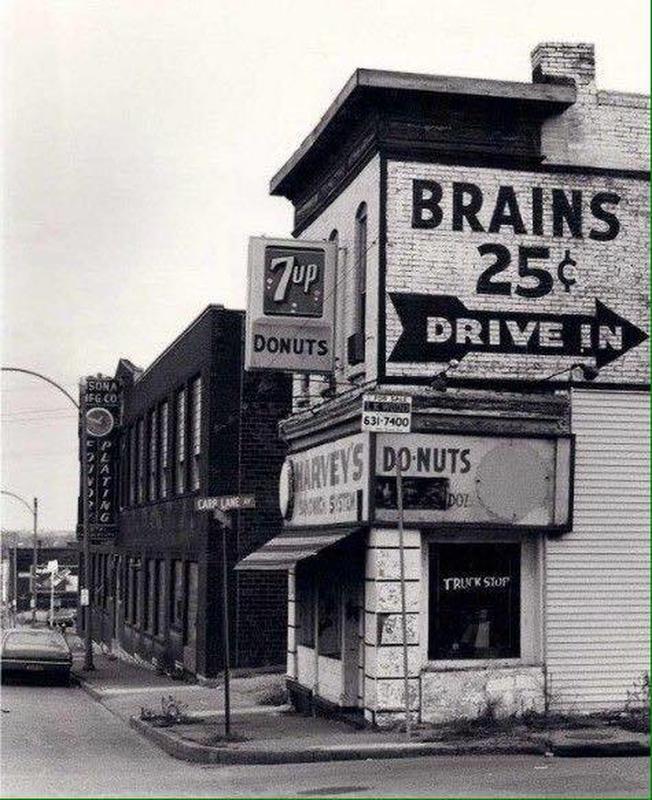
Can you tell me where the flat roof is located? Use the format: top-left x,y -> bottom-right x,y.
270,68 -> 577,195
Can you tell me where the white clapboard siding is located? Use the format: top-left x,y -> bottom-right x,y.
545,390 -> 650,712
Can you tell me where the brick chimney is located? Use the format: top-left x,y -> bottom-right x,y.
531,42 -> 596,88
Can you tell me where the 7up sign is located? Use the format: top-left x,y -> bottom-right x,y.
246,237 -> 337,373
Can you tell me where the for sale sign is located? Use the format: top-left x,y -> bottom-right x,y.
246,237 -> 336,373
362,394 -> 412,433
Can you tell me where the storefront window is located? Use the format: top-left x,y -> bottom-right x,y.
318,580 -> 341,658
296,570 -> 315,647
428,542 -> 520,660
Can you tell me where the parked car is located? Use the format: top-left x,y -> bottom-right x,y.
1,628 -> 73,683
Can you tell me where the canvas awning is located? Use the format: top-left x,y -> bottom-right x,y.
235,526 -> 362,572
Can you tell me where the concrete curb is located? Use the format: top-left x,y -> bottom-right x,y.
551,740 -> 650,758
71,673 -> 104,702
129,716 -> 548,765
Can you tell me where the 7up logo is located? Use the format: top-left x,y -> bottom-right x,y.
263,246 -> 325,318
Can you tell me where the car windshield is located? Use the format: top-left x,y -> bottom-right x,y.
5,631 -> 66,647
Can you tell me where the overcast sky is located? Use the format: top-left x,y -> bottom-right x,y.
1,0 -> 649,531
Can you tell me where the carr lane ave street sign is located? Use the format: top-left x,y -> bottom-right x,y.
362,393 -> 412,433
195,495 -> 257,512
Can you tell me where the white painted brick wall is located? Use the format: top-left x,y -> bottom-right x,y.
385,161 -> 649,383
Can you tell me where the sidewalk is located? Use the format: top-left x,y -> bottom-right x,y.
72,645 -> 649,766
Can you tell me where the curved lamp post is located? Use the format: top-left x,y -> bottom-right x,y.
1,490 -> 38,624
2,367 -> 94,669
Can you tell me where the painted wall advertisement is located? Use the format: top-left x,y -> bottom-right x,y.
385,163 -> 649,383
374,432 -> 572,529
245,236 -> 337,373
282,433 -> 369,527
80,376 -> 122,543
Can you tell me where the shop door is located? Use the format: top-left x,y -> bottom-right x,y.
183,562 -> 199,673
341,579 -> 363,707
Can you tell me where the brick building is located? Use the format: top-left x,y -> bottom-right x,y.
239,44 -> 650,724
81,305 -> 291,679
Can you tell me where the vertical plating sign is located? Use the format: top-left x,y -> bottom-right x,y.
246,237 -> 336,373
81,376 -> 122,542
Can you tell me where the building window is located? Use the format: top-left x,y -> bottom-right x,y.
146,559 -> 156,633
351,202 -> 367,365
149,408 -> 158,501
171,560 -> 184,629
175,389 -> 187,494
317,580 -> 341,658
190,376 -> 202,491
134,560 -> 142,627
156,560 -> 166,636
129,427 -> 137,506
296,568 -> 315,647
159,401 -> 169,499
428,542 -> 521,660
136,418 -> 145,504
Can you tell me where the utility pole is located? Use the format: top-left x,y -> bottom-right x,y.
80,379 -> 94,671
32,497 -> 38,624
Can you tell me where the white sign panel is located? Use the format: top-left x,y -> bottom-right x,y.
362,394 -> 412,433
246,236 -> 337,373
384,163 -> 649,383
284,433 -> 369,527
375,432 -> 571,529
80,588 -> 89,606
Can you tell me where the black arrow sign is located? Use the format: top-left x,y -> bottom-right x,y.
388,293 -> 648,369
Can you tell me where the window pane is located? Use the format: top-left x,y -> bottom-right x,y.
428,542 -> 520,660
190,377 -> 201,490
157,560 -> 166,635
176,389 -> 186,493
149,409 -> 157,501
317,581 -> 341,658
160,402 -> 168,498
137,419 -> 145,504
296,569 -> 315,647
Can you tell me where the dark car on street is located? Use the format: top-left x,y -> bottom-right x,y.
1,628 -> 73,683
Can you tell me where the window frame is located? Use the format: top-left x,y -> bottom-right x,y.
148,407 -> 158,502
159,400 -> 169,499
421,532 -> 543,671
189,375 -> 202,492
354,202 -> 367,344
175,388 -> 187,495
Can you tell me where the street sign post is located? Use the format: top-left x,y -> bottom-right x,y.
47,559 -> 59,628
195,494 -> 256,737
362,394 -> 412,433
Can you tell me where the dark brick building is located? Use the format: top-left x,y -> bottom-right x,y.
81,305 -> 291,679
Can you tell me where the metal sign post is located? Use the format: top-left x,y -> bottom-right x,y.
395,458 -> 412,740
215,508 -> 232,738
80,380 -> 94,670
47,559 -> 59,628
31,498 -> 38,625
196,496 -> 257,738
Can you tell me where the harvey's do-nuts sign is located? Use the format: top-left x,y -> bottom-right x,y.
246,237 -> 337,373
283,433 -> 369,528
384,163 -> 649,383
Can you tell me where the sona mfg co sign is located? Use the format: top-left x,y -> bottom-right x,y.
246,237 -> 337,373
384,163 -> 649,383
80,376 -> 122,542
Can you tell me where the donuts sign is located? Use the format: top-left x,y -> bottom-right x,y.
246,236 -> 336,373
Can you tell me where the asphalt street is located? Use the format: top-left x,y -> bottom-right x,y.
0,680 -> 649,798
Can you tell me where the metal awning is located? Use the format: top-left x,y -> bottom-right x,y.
235,527 -> 362,572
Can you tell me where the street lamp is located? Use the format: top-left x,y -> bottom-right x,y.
1,490 -> 38,624
2,366 -> 94,670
